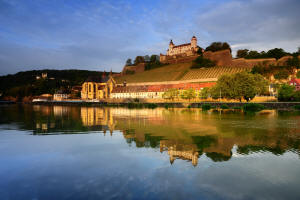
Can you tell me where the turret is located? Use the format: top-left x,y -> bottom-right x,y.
191,36 -> 197,49
169,39 -> 174,50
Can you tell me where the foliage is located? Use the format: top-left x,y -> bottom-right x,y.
191,56 -> 215,68
236,49 -> 249,58
220,104 -> 229,109
150,55 -> 159,63
205,42 -> 231,53
199,87 -> 210,99
274,70 -> 289,80
180,88 -> 196,101
162,88 -> 179,100
210,72 -> 269,102
278,84 -> 295,101
126,58 -> 133,66
243,103 -> 265,112
237,48 -> 288,59
134,56 -> 145,65
251,64 -> 294,78
294,105 -> 300,110
297,71 -> 300,78
287,56 -> 300,69
201,104 -> 211,111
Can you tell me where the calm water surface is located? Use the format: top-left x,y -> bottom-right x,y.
0,105 -> 300,200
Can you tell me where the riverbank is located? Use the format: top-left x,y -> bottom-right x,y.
29,101 -> 300,110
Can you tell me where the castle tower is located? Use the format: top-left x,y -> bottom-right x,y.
169,39 -> 174,50
191,36 -> 197,49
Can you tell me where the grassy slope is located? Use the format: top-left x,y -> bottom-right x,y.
115,62 -> 250,83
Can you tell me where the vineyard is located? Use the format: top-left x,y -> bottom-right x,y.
115,62 -> 251,84
180,66 -> 250,80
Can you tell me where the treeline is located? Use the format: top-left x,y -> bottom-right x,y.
125,55 -> 165,71
236,47 -> 300,59
0,69 -> 108,100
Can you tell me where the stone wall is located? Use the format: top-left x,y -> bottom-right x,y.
121,63 -> 146,75
160,54 -> 198,64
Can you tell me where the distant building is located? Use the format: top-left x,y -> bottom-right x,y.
289,78 -> 300,91
53,90 -> 70,101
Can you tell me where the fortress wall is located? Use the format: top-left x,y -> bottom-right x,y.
121,63 -> 146,75
203,50 -> 232,66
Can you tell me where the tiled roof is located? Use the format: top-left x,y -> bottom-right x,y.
111,82 -> 216,93
173,43 -> 191,48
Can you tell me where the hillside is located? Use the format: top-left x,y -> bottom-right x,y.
0,69 -> 113,100
115,62 -> 250,84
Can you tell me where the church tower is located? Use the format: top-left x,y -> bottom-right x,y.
191,36 -> 197,49
169,39 -> 174,50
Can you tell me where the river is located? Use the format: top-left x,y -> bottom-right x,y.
0,105 -> 299,200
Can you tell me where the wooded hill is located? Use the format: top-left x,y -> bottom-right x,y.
0,69 -> 110,100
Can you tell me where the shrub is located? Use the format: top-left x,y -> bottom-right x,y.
294,105 -> 300,110
191,56 -> 215,68
220,104 -> 229,109
243,103 -> 265,112
202,104 -> 211,111
233,106 -> 242,110
297,71 -> 300,78
274,70 -> 289,80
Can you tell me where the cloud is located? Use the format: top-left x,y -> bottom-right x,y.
0,0 -> 299,75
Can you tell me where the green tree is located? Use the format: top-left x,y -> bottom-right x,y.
211,72 -> 268,102
150,55 -> 158,63
180,88 -> 196,101
134,56 -> 145,65
296,71 -> 300,78
199,87 -> 210,99
266,48 -> 287,60
278,84 -> 295,101
205,42 -> 231,52
126,58 -> 132,66
191,56 -> 215,68
236,49 -> 249,58
274,70 -> 289,80
287,56 -> 300,68
162,88 -> 179,100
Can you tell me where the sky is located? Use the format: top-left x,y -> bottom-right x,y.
0,0 -> 300,75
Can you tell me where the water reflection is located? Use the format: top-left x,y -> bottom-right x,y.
0,105 -> 300,167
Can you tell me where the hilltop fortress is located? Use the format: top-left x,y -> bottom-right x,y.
160,36 -> 201,64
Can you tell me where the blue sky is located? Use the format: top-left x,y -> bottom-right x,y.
0,0 -> 300,75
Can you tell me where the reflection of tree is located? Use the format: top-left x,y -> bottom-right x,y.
206,152 -> 232,162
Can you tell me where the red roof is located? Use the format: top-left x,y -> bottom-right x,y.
290,79 -> 300,85
111,82 -> 216,93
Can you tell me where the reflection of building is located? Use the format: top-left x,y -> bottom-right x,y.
80,107 -> 115,134
53,106 -> 70,116
160,140 -> 199,167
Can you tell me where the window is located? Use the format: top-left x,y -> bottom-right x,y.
89,84 -> 91,92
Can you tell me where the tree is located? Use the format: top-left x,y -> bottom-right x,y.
150,55 -> 158,63
191,56 -> 215,68
210,72 -> 268,102
205,42 -> 231,52
287,56 -> 300,69
297,71 -> 300,78
162,88 -> 179,100
180,88 -> 196,101
126,58 -> 132,66
144,55 -> 150,62
236,49 -> 249,58
274,70 -> 289,80
278,84 -> 295,101
199,87 -> 210,99
266,48 -> 287,60
134,56 -> 145,65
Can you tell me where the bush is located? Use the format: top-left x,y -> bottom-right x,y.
191,56 -> 215,68
294,105 -> 300,110
296,71 -> 300,78
233,106 -> 242,110
220,104 -> 229,109
274,70 -> 289,80
278,84 -> 295,101
205,42 -> 231,52
202,104 -> 211,111
243,103 -> 265,112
